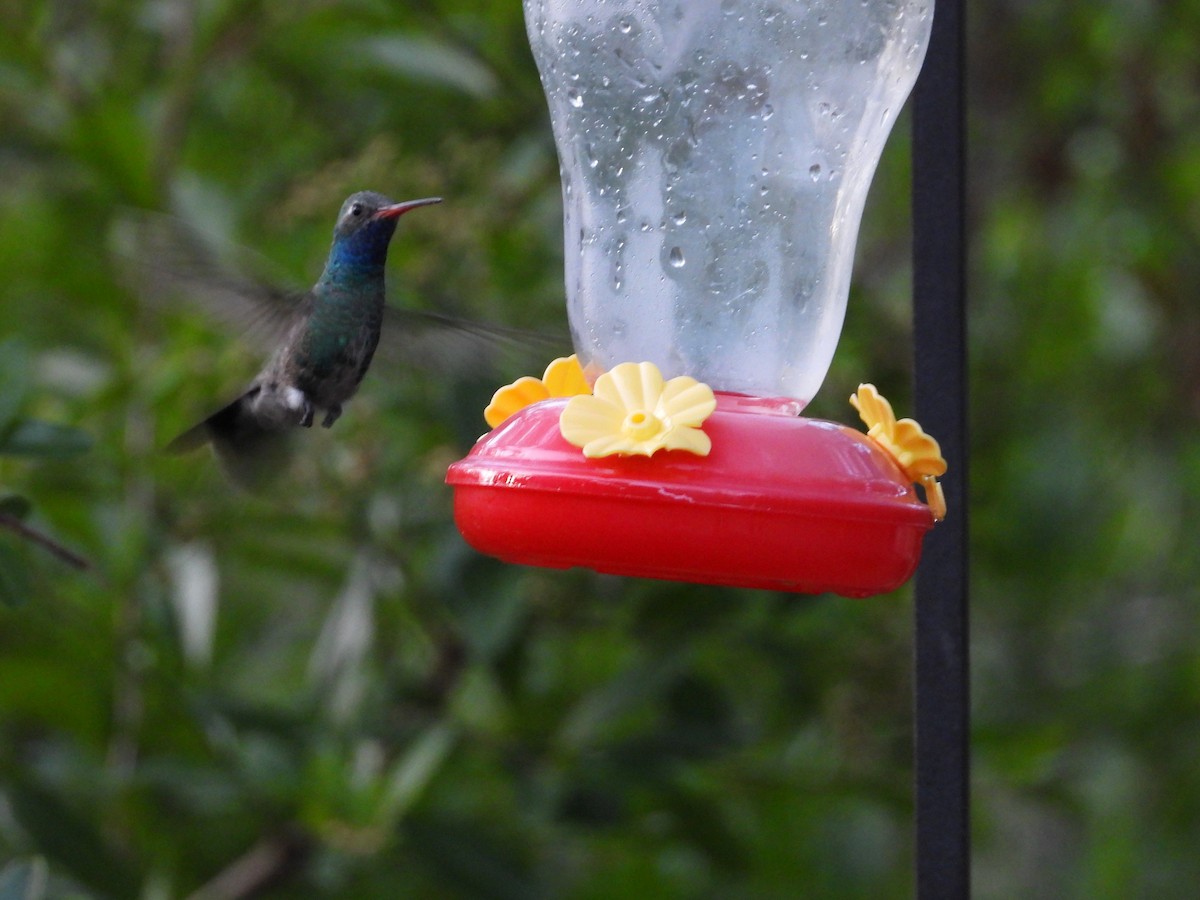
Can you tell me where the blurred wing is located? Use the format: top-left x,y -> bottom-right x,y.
112,210 -> 312,348
378,307 -> 568,375
112,209 -> 568,374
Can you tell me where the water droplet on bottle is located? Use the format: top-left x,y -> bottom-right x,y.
618,18 -> 632,34
809,163 -> 822,181
567,89 -> 583,108
761,103 -> 774,120
671,211 -> 687,225
668,247 -> 685,268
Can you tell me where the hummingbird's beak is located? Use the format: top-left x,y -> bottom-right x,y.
373,197 -> 443,220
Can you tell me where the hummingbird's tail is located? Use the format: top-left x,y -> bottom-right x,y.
167,389 -> 294,488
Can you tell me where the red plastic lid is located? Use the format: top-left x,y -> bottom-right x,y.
446,393 -> 933,596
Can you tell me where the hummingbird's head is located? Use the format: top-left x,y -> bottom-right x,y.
327,191 -> 442,270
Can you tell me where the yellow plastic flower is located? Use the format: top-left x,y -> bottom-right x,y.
850,383 -> 948,521
559,361 -> 717,458
485,355 -> 591,428
541,354 -> 590,397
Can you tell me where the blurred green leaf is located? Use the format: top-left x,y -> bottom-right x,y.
0,858 -> 47,900
558,650 -> 688,750
0,493 -> 33,519
378,723 -> 456,825
6,783 -> 140,898
0,338 -> 31,431
0,420 -> 92,458
402,815 -> 540,900
355,35 -> 500,98
0,541 -> 31,607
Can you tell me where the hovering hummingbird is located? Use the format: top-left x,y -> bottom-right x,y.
134,190 -> 526,486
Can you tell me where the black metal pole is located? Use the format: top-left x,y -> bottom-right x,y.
911,0 -> 969,895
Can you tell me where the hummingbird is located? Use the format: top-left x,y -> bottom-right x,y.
154,191 -> 460,485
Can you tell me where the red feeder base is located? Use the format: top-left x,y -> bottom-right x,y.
445,393 -> 934,597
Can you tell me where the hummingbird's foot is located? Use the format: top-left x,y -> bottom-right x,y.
321,405 -> 342,429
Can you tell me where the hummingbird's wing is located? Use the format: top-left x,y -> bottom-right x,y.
377,306 -> 565,374
112,210 -> 313,349
114,210 -> 567,372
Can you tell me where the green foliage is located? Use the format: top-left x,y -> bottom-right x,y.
0,0 -> 1196,897
969,4 -> 1200,897
0,338 -> 91,606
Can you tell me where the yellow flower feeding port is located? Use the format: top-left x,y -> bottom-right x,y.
559,362 -> 716,459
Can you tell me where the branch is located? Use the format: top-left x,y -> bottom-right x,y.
0,512 -> 91,571
185,831 -> 310,900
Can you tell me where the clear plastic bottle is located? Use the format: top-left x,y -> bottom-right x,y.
524,0 -> 933,406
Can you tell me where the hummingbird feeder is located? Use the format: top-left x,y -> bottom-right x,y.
447,0 -> 942,596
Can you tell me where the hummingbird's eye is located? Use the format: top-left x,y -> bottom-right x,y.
350,202 -> 364,217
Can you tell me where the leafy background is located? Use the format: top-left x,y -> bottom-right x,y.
1,1 -> 1197,897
